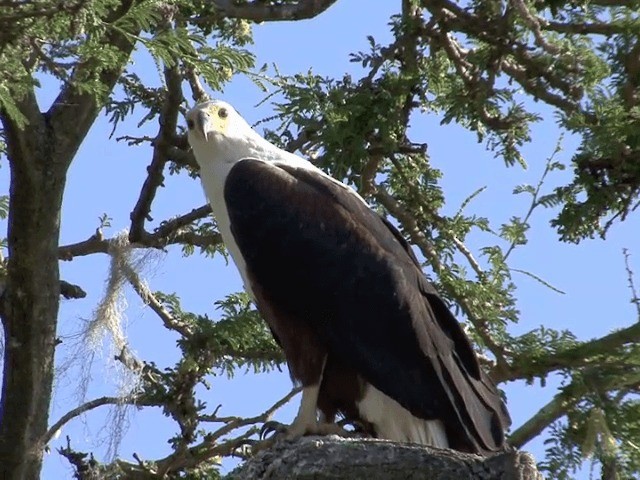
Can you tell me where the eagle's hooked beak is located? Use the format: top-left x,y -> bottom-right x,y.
196,110 -> 213,142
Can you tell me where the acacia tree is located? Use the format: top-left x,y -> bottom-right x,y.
0,0 -> 639,479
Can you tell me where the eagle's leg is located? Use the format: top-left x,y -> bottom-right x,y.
261,355 -> 351,440
286,383 -> 322,438
260,385 -> 349,439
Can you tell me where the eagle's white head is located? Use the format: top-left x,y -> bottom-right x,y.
186,100 -> 303,170
186,100 -> 260,165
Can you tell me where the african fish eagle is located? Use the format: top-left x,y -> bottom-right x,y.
186,100 -> 511,454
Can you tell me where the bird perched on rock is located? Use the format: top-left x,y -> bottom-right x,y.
186,100 -> 511,454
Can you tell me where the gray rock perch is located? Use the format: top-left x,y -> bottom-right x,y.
226,436 -> 543,480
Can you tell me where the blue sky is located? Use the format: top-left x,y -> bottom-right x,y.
4,1 -> 637,478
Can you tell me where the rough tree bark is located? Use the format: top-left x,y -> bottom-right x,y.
227,437 -> 542,480
0,9 -> 136,479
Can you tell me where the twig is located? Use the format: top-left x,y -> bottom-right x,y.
452,237 -> 486,282
623,249 -> 640,320
151,387 -> 301,475
209,386 -> 301,441
504,143 -> 562,261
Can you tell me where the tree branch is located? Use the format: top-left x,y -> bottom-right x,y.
123,266 -> 193,337
508,393 -> 572,449
42,396 -> 135,446
509,365 -> 640,449
129,62 -> 183,242
121,387 -> 301,477
58,229 -> 110,260
623,248 -> 640,319
208,387 -> 300,442
500,321 -> 640,383
47,0 -> 138,168
58,205 -> 220,261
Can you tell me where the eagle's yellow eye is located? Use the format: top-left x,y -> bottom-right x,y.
187,118 -> 195,130
218,108 -> 228,119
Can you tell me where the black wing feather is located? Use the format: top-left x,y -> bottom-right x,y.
224,158 -> 510,453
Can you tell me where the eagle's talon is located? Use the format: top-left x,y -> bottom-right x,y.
260,420 -> 289,439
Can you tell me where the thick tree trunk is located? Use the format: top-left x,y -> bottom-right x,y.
0,101 -> 67,479
0,14 -> 136,477
227,436 -> 542,480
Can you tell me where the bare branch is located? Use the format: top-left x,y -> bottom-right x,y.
58,206 -> 219,261
123,267 -> 193,337
129,62 -> 183,242
150,387 -> 301,476
42,395 -> 148,447
151,205 -> 212,240
58,230 -> 110,260
209,387 -> 300,441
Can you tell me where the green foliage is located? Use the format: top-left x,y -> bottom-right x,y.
539,420 -> 585,480
156,291 -> 283,377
